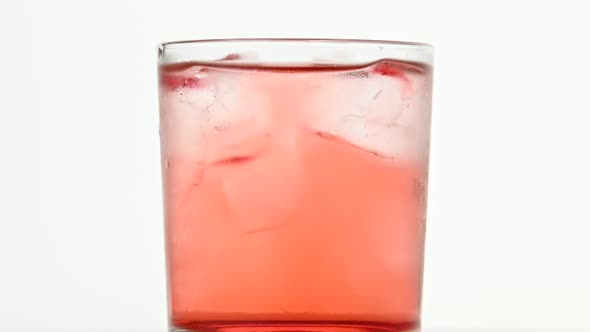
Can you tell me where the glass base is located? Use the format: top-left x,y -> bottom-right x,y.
170,321 -> 419,332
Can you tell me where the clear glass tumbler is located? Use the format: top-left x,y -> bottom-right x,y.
158,39 -> 433,332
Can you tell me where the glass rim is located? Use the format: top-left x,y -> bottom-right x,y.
160,38 -> 433,49
158,38 -> 434,66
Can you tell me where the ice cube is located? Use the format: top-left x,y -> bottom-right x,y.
206,130 -> 304,234
302,62 -> 431,162
160,67 -> 273,165
201,71 -> 273,165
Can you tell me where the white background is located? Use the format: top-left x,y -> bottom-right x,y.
1,0 -> 589,331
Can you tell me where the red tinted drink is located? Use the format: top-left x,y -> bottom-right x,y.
158,40 -> 433,332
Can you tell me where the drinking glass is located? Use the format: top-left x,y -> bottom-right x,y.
158,39 -> 433,332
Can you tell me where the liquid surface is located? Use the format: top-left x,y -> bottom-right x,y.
159,58 -> 432,332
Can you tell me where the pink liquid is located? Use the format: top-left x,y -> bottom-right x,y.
159,59 -> 432,332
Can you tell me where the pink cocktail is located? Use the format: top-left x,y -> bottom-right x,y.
158,39 -> 433,332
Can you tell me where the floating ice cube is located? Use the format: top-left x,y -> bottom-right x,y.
160,66 -> 273,164
302,63 -> 431,162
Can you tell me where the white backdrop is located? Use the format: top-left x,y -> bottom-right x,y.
1,0 -> 589,331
